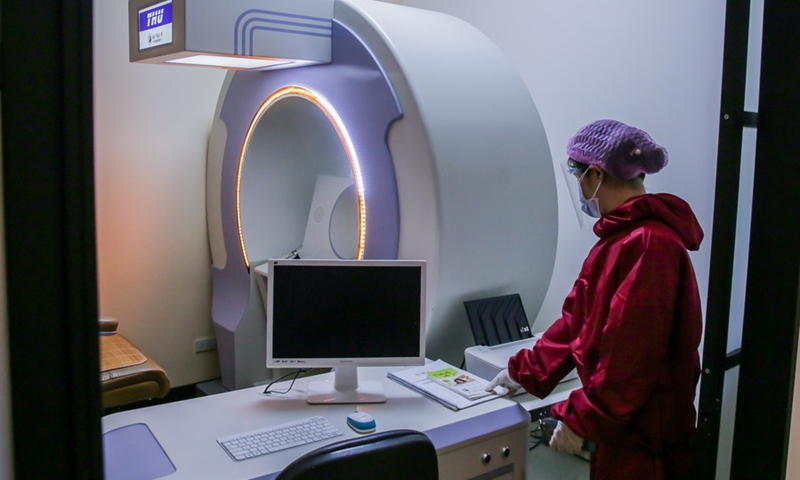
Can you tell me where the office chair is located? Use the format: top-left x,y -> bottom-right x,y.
276,429 -> 438,480
463,293 -> 533,346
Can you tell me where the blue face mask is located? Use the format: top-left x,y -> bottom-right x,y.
578,170 -> 602,218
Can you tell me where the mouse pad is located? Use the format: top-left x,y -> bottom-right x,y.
103,423 -> 176,480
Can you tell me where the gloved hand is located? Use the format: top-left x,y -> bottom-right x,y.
548,421 -> 584,455
485,368 -> 522,395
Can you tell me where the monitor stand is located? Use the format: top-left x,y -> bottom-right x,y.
307,366 -> 386,404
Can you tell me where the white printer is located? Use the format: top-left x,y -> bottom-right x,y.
464,333 -> 579,383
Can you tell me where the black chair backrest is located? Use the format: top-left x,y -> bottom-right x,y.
463,293 -> 532,346
276,429 -> 438,480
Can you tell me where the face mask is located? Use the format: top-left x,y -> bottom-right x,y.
578,170 -> 602,218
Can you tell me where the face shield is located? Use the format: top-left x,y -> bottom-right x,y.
560,162 -> 596,231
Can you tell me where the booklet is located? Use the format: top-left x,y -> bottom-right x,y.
426,366 -> 493,400
387,359 -> 502,411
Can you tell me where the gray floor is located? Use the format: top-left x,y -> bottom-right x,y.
526,423 -> 590,480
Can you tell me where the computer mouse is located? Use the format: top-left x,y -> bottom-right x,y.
346,411 -> 376,434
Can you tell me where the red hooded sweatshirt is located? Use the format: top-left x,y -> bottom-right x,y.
509,193 -> 703,480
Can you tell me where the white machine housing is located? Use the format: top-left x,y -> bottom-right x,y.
128,0 -> 559,390
465,335 -> 579,384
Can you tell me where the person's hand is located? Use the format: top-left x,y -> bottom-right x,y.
485,368 -> 521,395
548,421 -> 584,455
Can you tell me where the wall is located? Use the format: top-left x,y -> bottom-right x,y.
93,0 -> 225,387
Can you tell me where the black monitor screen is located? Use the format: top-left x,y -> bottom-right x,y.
267,259 -> 426,365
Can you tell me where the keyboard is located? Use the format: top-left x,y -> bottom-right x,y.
217,415 -> 343,461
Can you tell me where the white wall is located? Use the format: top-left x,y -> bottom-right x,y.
93,0 -> 225,387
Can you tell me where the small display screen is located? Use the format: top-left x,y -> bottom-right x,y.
270,262 -> 424,360
138,0 -> 173,50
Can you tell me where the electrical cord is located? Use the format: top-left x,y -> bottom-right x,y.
262,368 -> 312,395
529,417 -> 558,450
529,429 -> 545,451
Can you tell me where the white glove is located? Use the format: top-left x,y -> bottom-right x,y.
548,421 -> 584,455
485,368 -> 522,395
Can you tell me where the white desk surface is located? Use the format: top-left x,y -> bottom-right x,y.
102,366 -> 530,480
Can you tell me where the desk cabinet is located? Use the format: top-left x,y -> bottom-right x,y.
436,425 -> 526,480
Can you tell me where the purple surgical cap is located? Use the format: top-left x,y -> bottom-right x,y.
566,119 -> 668,180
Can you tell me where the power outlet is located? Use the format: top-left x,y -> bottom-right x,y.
194,337 -> 217,353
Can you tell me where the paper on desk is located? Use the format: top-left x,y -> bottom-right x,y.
387,359 -> 502,411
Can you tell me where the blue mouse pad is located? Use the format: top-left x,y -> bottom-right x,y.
103,423 -> 176,480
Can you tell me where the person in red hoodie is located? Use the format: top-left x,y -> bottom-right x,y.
487,119 -> 704,480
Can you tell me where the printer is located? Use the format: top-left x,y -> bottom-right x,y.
464,333 -> 579,384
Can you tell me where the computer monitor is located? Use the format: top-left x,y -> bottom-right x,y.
266,258 -> 427,404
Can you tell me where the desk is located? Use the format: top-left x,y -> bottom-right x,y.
103,367 -> 530,480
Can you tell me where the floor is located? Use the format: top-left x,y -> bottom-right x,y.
525,423 -> 590,479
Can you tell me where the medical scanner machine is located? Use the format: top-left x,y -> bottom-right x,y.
130,0 -> 559,391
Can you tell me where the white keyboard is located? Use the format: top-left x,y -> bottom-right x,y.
217,415 -> 343,461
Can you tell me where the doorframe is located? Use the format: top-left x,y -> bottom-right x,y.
729,1 -> 800,478
2,0 -> 102,478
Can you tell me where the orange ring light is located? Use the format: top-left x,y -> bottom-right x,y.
236,86 -> 366,269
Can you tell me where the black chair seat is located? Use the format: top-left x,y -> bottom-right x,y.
276,429 -> 438,480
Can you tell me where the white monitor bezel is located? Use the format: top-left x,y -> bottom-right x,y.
265,258 -> 427,369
